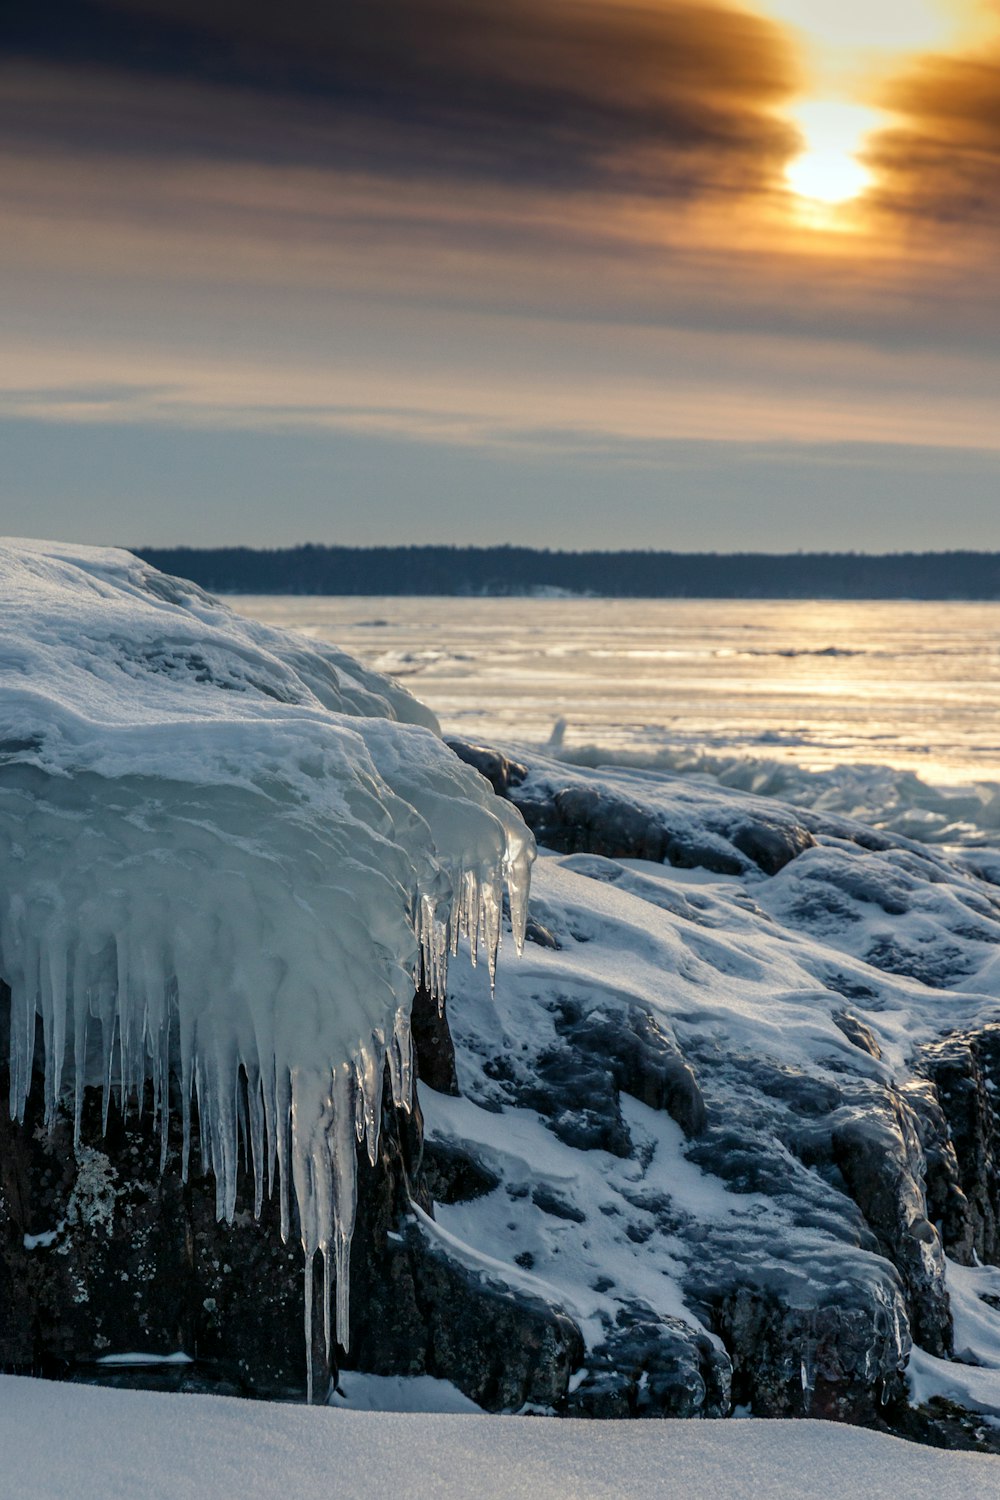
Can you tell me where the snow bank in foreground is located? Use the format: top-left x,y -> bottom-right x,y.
0,541 -> 532,1371
2,1375 -> 997,1500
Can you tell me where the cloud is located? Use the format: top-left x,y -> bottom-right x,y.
871,46 -> 1000,231
3,0 -> 799,197
3,0 -> 1000,480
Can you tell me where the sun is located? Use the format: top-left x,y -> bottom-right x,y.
785,149 -> 871,205
783,100 -> 879,209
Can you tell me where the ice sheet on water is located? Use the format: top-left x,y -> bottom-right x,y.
0,540 -> 533,1386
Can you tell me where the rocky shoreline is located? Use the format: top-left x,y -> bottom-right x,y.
4,742 -> 1000,1452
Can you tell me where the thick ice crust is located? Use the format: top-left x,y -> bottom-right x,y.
0,540 -> 533,1375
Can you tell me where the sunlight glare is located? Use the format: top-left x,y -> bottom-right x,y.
757,1 -> 992,218
758,0 -> 966,59
785,150 -> 871,205
784,100 -> 879,207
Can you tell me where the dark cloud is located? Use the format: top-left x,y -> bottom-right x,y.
872,50 -> 1000,229
2,0 -> 798,195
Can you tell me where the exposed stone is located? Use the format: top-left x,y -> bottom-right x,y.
829,1090 -> 951,1357
410,984 -> 460,1097
0,1057 -> 308,1398
903,1078 -> 976,1268
0,985 -> 585,1414
422,1141 -> 500,1206
552,999 -> 707,1139
447,739 -> 815,877
445,741 -> 527,798
707,1274 -> 909,1425
920,1026 -> 1000,1266
834,1013 -> 882,1060
352,1214 -> 584,1412
565,1309 -> 730,1419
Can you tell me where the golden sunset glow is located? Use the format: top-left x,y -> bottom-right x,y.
756,1 -> 994,220
785,149 -> 869,204
755,0 -> 966,61
784,100 -> 877,206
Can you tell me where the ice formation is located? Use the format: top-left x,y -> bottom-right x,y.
0,540 -> 533,1392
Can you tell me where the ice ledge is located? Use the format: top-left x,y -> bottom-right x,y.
0,540 -> 534,1393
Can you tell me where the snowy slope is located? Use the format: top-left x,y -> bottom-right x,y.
2,1375 -> 998,1500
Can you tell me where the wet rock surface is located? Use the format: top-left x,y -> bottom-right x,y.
565,1309 -> 731,1419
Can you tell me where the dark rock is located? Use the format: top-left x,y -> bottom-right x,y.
0,1061 -> 311,1399
903,1078 -> 976,1268
520,1044 -> 632,1157
410,984 -> 460,1097
553,1000 -> 707,1139
863,936 -> 974,990
422,1141 -> 500,1206
352,1214 -> 584,1412
729,819 -> 815,877
710,1276 -> 909,1424
446,740 -> 528,797
446,740 -> 815,878
0,986 -> 585,1413
892,1396 -> 1000,1456
829,1090 -> 951,1357
531,1186 -> 586,1223
834,1013 -> 882,1059
525,917 -> 560,950
565,1309 -> 730,1419
921,1027 -> 1000,1266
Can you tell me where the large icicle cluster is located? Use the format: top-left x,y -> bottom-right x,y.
0,540 -> 533,1385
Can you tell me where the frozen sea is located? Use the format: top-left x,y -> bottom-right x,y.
231,596 -> 1000,846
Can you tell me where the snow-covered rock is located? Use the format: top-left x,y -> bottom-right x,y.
0,541 -> 532,1387
429,744 -> 1000,1439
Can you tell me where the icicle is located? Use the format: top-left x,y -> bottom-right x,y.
249,1075 -> 265,1219
304,1251 -> 315,1407
355,1042 -> 384,1167
481,873 -> 502,988
322,1244 -> 332,1364
336,1226 -> 351,1353
72,946 -> 88,1150
354,1070 -> 366,1144
388,1007 -> 413,1113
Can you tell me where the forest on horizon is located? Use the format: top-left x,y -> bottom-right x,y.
134,545 -> 1000,600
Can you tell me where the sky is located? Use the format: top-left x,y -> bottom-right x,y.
3,0 -> 1000,551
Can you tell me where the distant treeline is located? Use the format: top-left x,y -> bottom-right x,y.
133,545 -> 1000,599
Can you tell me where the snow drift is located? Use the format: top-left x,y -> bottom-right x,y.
0,540 -> 532,1381
5,1374 -> 1000,1500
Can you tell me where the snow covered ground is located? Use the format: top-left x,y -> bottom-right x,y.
3,1374 -> 998,1500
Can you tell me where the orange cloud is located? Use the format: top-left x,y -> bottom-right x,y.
870,46 -> 1000,233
